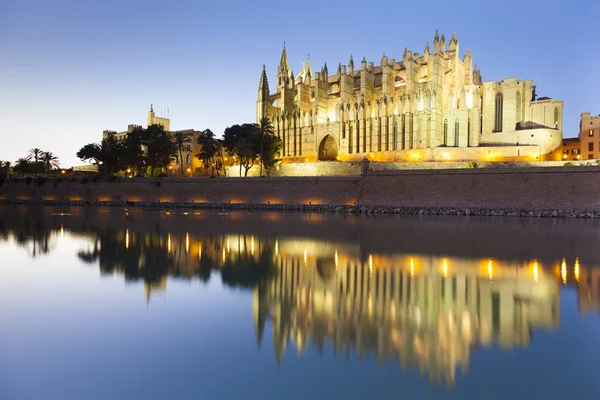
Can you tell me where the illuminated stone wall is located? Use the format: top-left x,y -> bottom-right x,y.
257,32 -> 564,163
3,167 -> 600,211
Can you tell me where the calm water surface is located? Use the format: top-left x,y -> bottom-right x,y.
1,205 -> 599,399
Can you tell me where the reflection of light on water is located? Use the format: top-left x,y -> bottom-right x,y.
410,258 -> 415,277
125,229 -> 129,249
574,258 -> 580,282
198,244 -> 202,260
275,240 -> 279,256
369,254 -> 373,275
335,250 -> 338,269
304,249 -> 307,265
167,233 -> 171,253
561,259 -> 567,284
443,259 -> 448,277
533,261 -> 539,283
488,259 -> 493,280
222,247 -> 226,263
251,235 -> 255,256
185,233 -> 189,253
60,224 -> 64,237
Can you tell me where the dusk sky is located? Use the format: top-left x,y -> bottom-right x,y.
0,0 -> 596,167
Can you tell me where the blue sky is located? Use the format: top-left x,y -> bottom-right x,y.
0,0 -> 596,167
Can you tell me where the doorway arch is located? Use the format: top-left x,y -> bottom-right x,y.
318,134 -> 338,161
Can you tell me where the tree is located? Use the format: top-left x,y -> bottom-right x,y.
76,137 -> 122,178
120,132 -> 145,176
257,117 -> 275,177
27,148 -> 44,177
41,152 -> 60,177
260,134 -> 283,176
195,129 -> 223,176
14,158 -> 30,178
223,124 -> 260,177
0,161 -> 13,178
141,124 -> 177,177
171,131 -> 193,176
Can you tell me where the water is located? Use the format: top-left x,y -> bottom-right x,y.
1,205 -> 599,400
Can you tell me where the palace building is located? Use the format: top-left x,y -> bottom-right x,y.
257,31 -> 564,163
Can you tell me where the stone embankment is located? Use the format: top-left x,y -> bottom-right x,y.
2,166 -> 600,218
2,199 -> 599,218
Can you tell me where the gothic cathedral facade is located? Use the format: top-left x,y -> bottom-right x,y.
257,31 -> 563,162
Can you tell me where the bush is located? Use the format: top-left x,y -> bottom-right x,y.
564,162 -> 574,167
25,177 -> 32,185
466,161 -> 479,169
35,177 -> 46,186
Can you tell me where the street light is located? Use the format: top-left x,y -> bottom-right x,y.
187,167 -> 191,177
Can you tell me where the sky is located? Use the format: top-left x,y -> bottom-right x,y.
0,0 -> 597,167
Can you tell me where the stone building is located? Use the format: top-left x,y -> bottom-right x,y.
102,105 -> 202,174
257,31 -> 564,163
578,112 -> 600,160
558,138 -> 581,161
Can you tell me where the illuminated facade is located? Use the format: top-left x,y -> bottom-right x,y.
579,112 -> 600,160
257,31 -> 564,163
102,105 -> 203,173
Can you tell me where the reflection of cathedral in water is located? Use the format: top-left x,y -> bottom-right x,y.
253,239 -> 563,385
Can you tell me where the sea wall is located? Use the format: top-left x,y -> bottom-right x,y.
1,167 -> 600,213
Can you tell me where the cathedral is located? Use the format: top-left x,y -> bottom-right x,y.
257,31 -> 564,163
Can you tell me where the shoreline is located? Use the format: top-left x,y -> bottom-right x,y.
1,199 -> 598,218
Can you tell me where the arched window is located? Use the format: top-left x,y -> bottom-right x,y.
516,91 -> 522,124
401,114 -> 406,150
554,107 -> 559,129
443,119 -> 448,146
467,117 -> 471,147
186,154 -> 191,164
454,120 -> 460,147
494,93 -> 503,132
393,120 -> 398,151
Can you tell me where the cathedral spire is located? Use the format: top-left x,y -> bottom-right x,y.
150,104 -> 153,113
278,44 -> 290,77
348,54 -> 354,74
258,64 -> 269,98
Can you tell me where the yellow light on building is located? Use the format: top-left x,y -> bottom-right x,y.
125,229 -> 129,249
185,233 -> 190,253
561,258 -> 567,284
443,259 -> 448,278
488,259 -> 493,280
574,258 -> 580,282
533,261 -> 539,283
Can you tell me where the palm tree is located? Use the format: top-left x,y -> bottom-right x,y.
1,161 -> 13,178
15,158 -> 30,178
27,148 -> 43,177
257,118 -> 274,177
172,131 -> 192,176
41,151 -> 60,177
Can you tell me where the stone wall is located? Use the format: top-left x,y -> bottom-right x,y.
2,167 -> 600,211
229,159 -> 595,177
